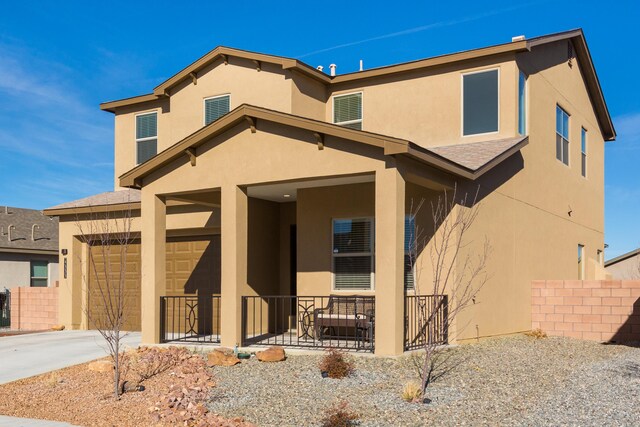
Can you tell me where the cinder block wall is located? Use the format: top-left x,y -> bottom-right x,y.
532,280 -> 640,342
10,286 -> 59,330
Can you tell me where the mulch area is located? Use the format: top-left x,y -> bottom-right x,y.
0,348 -> 251,427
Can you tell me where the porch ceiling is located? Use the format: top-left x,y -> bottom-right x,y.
247,174 -> 374,202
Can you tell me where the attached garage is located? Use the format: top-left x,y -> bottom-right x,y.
88,235 -> 220,331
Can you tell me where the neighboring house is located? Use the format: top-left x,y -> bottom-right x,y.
0,207 -> 59,289
605,248 -> 640,279
45,29 -> 615,356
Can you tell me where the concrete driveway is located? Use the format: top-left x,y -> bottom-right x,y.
0,330 -> 141,384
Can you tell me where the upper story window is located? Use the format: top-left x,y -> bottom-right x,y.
462,69 -> 499,136
204,95 -> 230,125
518,71 -> 527,135
136,112 -> 157,165
332,218 -> 373,290
333,92 -> 362,130
581,127 -> 587,177
556,105 -> 570,165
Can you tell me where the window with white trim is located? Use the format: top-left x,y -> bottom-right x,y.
518,71 -> 527,135
204,95 -> 230,125
332,218 -> 373,290
463,69 -> 499,135
556,105 -> 570,165
136,112 -> 157,164
333,92 -> 362,130
581,127 -> 587,177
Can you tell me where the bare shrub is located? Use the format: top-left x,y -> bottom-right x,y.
321,401 -> 359,427
407,184 -> 491,394
319,348 -> 354,379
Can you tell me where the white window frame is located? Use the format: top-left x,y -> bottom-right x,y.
461,67 -> 501,137
203,93 -> 231,126
135,110 -> 159,165
518,70 -> 528,135
331,91 -> 363,129
331,216 -> 375,292
556,104 -> 570,166
581,127 -> 587,178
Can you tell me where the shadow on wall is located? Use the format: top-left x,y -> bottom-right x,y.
610,296 -> 640,346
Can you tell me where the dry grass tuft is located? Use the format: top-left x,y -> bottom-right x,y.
401,381 -> 424,403
525,328 -> 548,339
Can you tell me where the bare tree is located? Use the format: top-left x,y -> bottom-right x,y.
407,184 -> 490,395
75,201 -> 134,399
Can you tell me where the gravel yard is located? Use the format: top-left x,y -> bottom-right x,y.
208,335 -> 640,426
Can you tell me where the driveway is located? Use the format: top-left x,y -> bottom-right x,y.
0,330 -> 141,384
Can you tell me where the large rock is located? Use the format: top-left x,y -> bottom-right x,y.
51,324 -> 65,331
207,350 -> 240,367
256,346 -> 286,362
88,360 -> 113,373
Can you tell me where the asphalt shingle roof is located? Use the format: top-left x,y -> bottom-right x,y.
46,189 -> 141,211
0,207 -> 58,252
426,136 -> 528,171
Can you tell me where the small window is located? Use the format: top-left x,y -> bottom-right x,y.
578,244 -> 584,280
31,261 -> 48,287
404,216 -> 416,290
518,71 -> 527,135
333,92 -> 362,130
204,95 -> 230,125
581,128 -> 587,177
463,69 -> 499,135
136,112 -> 157,164
556,105 -> 570,165
332,218 -> 373,290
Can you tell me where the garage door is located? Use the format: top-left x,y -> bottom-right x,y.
88,236 -> 219,331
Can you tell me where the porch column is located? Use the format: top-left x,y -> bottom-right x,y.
220,185 -> 248,347
375,164 -> 406,356
141,192 -> 166,344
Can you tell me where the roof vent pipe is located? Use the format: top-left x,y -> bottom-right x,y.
4,206 -> 10,214
329,64 -> 336,77
511,35 -> 525,42
316,65 -> 324,72
8,225 -> 15,242
359,60 -> 363,71
32,224 -> 40,241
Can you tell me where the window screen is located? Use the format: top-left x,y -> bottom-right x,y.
205,95 -> 230,125
463,69 -> 499,135
333,93 -> 362,130
333,218 -> 373,290
556,106 -> 570,165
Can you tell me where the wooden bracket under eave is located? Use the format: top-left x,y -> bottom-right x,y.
189,72 -> 197,85
185,147 -> 197,166
252,60 -> 261,71
220,54 -> 229,65
245,116 -> 257,133
133,178 -> 143,188
313,132 -> 324,150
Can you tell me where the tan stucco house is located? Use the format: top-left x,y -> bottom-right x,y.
45,29 -> 615,355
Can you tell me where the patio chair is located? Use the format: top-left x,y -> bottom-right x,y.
313,296 -> 375,348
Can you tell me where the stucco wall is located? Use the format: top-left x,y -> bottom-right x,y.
0,252 -> 59,289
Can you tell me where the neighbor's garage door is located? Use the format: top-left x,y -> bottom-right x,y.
88,236 -> 219,331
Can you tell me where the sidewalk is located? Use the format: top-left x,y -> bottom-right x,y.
0,416 -> 79,426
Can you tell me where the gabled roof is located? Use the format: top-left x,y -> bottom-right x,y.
0,207 -> 58,254
44,189 -> 141,216
117,104 -> 528,188
98,29 -> 615,140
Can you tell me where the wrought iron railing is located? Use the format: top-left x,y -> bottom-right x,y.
160,295 -> 221,343
0,289 -> 10,328
242,295 -> 376,352
404,294 -> 448,351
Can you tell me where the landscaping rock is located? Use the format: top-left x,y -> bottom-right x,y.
87,360 -> 112,373
255,346 -> 285,362
51,324 -> 65,331
207,350 -> 241,367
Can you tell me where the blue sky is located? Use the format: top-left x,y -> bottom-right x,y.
0,0 -> 638,258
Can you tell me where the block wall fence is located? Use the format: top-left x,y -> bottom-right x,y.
532,280 -> 640,342
10,285 -> 59,330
